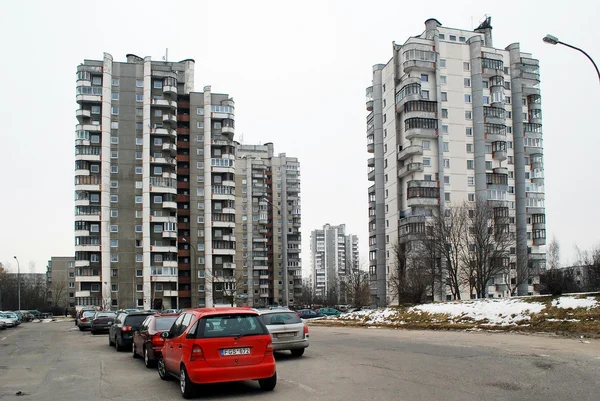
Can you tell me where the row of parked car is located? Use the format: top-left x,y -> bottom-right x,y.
0,310 -> 45,329
74,306 -> 311,398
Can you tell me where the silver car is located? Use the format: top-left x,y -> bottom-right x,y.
257,309 -> 309,357
0,313 -> 18,328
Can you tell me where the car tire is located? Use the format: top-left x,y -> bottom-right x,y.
258,372 -> 277,391
144,347 -> 154,369
180,364 -> 195,399
157,357 -> 170,381
79,326 -> 84,331
115,338 -> 122,352
291,348 -> 305,357
132,342 -> 139,358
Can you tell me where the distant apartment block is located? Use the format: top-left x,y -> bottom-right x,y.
310,224 -> 360,299
46,257 -> 75,309
366,18 -> 546,305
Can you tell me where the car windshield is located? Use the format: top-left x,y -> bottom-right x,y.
95,312 -> 116,318
155,316 -> 178,331
196,314 -> 268,338
261,312 -> 302,325
124,315 -> 150,327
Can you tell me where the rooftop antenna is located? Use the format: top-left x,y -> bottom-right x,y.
162,48 -> 168,62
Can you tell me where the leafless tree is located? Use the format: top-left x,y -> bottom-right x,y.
575,245 -> 600,291
389,239 -> 429,304
219,271 -> 246,307
413,229 -> 442,302
51,278 -> 68,308
341,261 -> 371,307
460,198 -> 515,299
547,237 -> 561,270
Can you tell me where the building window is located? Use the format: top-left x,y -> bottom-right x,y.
110,239 -> 118,248
463,62 -> 470,71
136,108 -> 143,116
111,151 -> 118,159
110,180 -> 118,188
445,193 -> 451,201
154,109 -> 163,117
485,161 -> 493,170
420,74 -> 429,82
110,195 -> 118,203
422,140 -> 430,150
135,225 -> 142,233
467,160 -> 474,169
111,107 -> 119,115
443,142 -> 449,152
111,165 -> 118,173
468,176 -> 475,186
110,225 -> 118,232
465,111 -> 472,119
135,167 -> 143,174
442,108 -> 448,118
112,78 -> 119,86
464,78 -> 471,87
136,79 -> 144,87
464,94 -> 471,103
444,176 -> 450,184
111,210 -> 118,218
110,136 -> 118,144
442,125 -> 448,134
112,93 -> 119,101
136,93 -> 143,102
197,107 -> 204,115
466,127 -> 473,136
421,90 -> 429,99
468,193 -> 475,201
440,59 -> 446,68
135,196 -> 143,204
439,33 -> 445,39
443,159 -> 450,168
441,92 -> 448,101
154,195 -> 163,204
136,151 -> 143,159
466,143 -> 473,152
449,35 -> 457,41
459,36 -> 466,42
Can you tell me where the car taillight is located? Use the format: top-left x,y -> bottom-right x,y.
190,344 -> 204,361
265,340 -> 273,356
81,317 -> 87,322
121,325 -> 132,332
303,324 -> 309,338
152,334 -> 165,346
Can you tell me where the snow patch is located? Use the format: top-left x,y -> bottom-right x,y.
551,296 -> 598,310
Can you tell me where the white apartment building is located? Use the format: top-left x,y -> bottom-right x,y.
310,224 -> 360,299
366,18 -> 546,305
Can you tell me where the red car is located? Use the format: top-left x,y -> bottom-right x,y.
157,307 -> 277,399
132,313 -> 180,368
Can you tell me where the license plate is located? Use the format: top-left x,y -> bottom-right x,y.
221,348 -> 251,356
277,332 -> 296,338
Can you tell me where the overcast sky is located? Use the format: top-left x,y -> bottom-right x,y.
0,0 -> 598,273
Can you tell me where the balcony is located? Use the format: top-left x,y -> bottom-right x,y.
397,145 -> 423,161
481,57 -> 504,78
75,244 -> 101,252
151,245 -> 178,253
162,142 -> 177,155
403,101 -> 437,120
162,230 -> 177,239
75,176 -> 101,191
177,140 -> 190,149
524,139 -> 543,156
77,275 -> 101,283
75,291 -> 91,298
524,123 -> 543,139
406,180 -> 440,207
75,146 -> 101,162
367,157 -> 374,168
492,141 -> 507,161
518,58 -> 540,84
150,177 -> 177,194
366,86 -> 373,111
163,171 -> 177,180
163,200 -> 177,209
395,79 -> 422,108
74,229 -> 90,237
223,262 -> 236,270
177,181 -> 190,190
213,248 -> 236,256
150,98 -> 177,109
398,162 -> 423,178
75,260 -> 90,267
530,155 -> 543,169
151,156 -> 177,166
76,86 -> 102,104
177,114 -> 190,122
367,169 -> 375,181
402,47 -> 436,73
163,290 -> 179,297
151,127 -> 171,136
163,114 -> 177,126
221,125 -> 235,135
404,118 -> 437,140
76,109 -> 91,121
483,106 -> 506,125
484,123 -> 507,143
164,84 -> 177,95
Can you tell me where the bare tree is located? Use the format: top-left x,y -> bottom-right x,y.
547,237 -> 561,270
389,239 -> 429,304
575,245 -> 600,292
341,261 -> 370,307
219,271 -> 246,307
51,278 -> 68,308
460,198 -> 515,299
101,284 -> 112,311
413,229 -> 442,302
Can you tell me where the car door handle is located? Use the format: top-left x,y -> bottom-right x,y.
178,345 -> 182,349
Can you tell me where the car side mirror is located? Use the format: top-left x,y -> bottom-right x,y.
161,332 -> 170,339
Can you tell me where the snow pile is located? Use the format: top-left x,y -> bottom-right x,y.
551,296 -> 598,310
411,298 -> 546,326
327,308 -> 402,325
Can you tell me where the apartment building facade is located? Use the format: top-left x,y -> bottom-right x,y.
46,257 -> 76,309
310,224 -> 360,299
366,18 -> 546,305
234,143 -> 302,307
74,53 -> 236,310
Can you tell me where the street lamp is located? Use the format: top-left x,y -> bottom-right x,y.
543,34 -> 600,82
13,256 -> 20,311
262,197 -> 289,307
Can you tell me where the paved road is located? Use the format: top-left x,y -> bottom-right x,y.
0,321 -> 599,400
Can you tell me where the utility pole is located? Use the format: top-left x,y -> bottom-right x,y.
13,256 -> 21,311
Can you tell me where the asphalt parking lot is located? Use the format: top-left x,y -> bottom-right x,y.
0,321 -> 599,400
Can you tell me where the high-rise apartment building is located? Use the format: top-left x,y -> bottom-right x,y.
366,18 -> 546,305
310,224 -> 360,299
74,53 -> 237,310
46,257 -> 75,309
234,143 -> 302,307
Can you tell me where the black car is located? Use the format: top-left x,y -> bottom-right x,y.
91,312 -> 117,334
296,309 -> 325,319
109,311 -> 156,351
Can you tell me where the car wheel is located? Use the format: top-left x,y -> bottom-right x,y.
115,338 -> 122,352
157,357 -> 169,381
132,342 -> 139,358
79,326 -> 84,331
180,365 -> 195,399
144,347 -> 154,369
291,348 -> 305,357
258,372 -> 277,391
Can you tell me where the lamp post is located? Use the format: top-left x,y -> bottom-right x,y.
262,197 -> 289,307
13,256 -> 21,311
543,34 -> 600,83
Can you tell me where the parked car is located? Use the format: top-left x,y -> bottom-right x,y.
0,321 -> 6,330
2,312 -> 21,326
0,313 -> 18,327
161,309 -> 179,314
296,309 -> 324,319
316,307 -> 343,316
157,307 -> 277,399
75,308 -> 97,326
258,309 -> 309,356
109,311 -> 156,351
91,312 -> 117,334
77,310 -> 98,331
132,313 -> 180,368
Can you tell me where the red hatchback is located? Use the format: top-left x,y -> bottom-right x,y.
132,313 -> 180,368
157,307 -> 277,399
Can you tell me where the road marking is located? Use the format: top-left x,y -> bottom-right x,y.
282,378 -> 321,400
1,337 -> 6,341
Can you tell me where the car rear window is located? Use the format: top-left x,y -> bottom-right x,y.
193,314 -> 269,338
96,312 -> 116,318
124,315 -> 150,327
155,316 -> 178,331
260,312 -> 302,325
83,311 -> 96,317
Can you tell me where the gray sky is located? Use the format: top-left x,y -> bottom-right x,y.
0,0 -> 598,273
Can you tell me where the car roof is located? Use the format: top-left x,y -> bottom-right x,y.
125,311 -> 155,316
186,307 -> 257,317
155,313 -> 180,318
255,309 -> 296,315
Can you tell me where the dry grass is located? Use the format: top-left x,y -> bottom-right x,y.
308,294 -> 600,338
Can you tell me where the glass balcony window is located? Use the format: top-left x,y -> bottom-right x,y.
482,58 -> 504,70
483,106 -> 506,119
395,83 -> 421,104
76,86 -> 102,96
404,100 -> 437,113
484,123 -> 507,136
405,117 -> 438,131
403,49 -> 436,62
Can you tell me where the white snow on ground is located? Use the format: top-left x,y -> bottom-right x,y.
551,296 -> 598,310
411,298 -> 546,326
